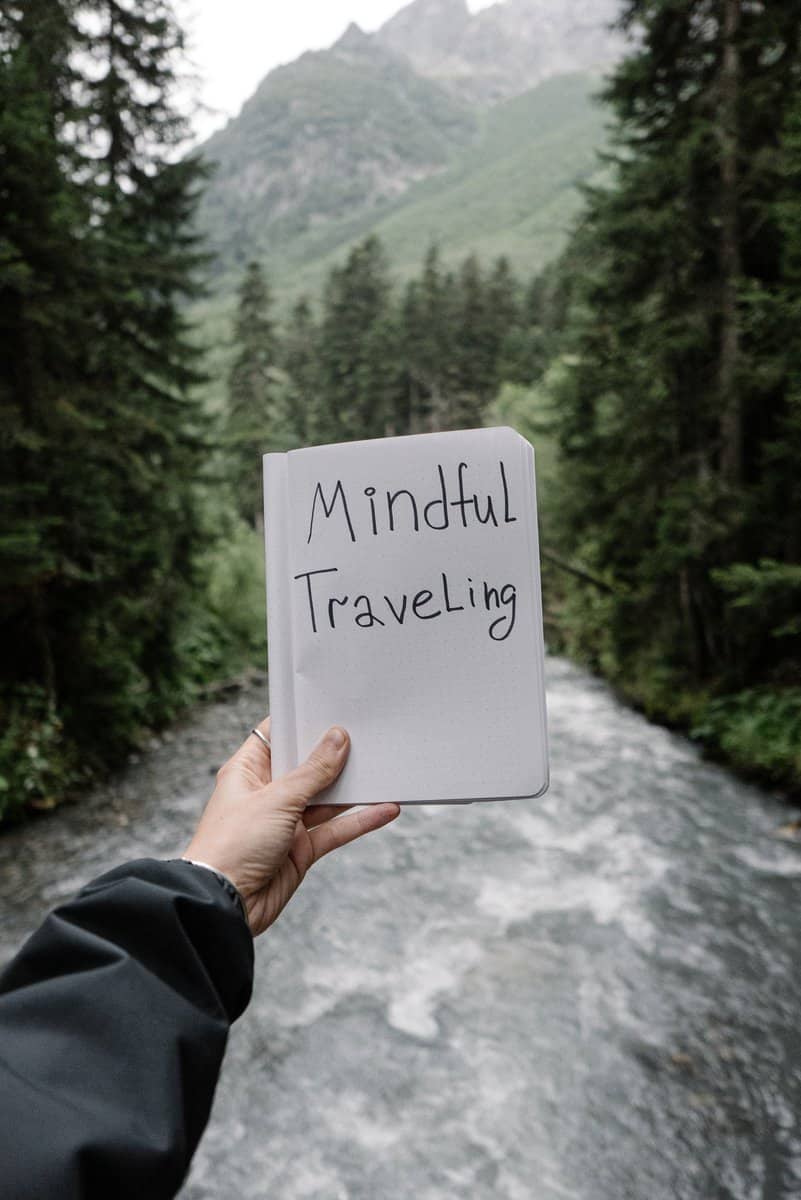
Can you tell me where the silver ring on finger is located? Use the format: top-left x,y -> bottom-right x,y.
250,727 -> 271,751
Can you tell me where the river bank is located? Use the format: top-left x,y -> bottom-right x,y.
606,670 -> 801,806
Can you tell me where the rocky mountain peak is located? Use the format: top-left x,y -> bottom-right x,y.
377,0 -> 471,74
377,0 -> 623,105
335,21 -> 372,52
196,0 -> 615,293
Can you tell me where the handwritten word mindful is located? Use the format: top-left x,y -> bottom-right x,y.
306,459 -> 518,545
293,568 -> 517,642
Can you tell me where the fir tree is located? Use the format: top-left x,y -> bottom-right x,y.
226,260 -> 277,523
318,236 -> 399,442
451,254 -> 492,427
0,0 -> 211,815
0,0 -> 89,716
546,0 -> 801,772
483,255 -> 521,394
399,246 -> 456,431
281,297 -> 324,446
66,0 -> 210,744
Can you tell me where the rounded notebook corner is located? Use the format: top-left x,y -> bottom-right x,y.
528,767 -> 550,799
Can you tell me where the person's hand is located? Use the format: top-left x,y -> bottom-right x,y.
183,718 -> 400,936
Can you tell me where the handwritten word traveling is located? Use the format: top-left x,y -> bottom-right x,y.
293,568 -> 518,642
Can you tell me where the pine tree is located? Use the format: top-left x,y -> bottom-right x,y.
711,78 -> 801,690
774,85 -> 801,569
318,236 -> 400,442
226,260 -> 277,523
496,269 -> 555,385
483,255 -> 521,394
548,0 -> 801,750
0,0 -> 89,719
398,246 -> 521,432
65,0 -> 210,744
398,278 -> 425,431
0,0 -> 212,815
398,246 -> 458,431
451,254 -> 492,427
281,297 -> 324,446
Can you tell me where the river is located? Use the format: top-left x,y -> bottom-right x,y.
1,657 -> 800,1199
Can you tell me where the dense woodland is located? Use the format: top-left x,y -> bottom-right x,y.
1,0 -> 800,821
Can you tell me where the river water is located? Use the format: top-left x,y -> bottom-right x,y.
1,657 -> 800,1199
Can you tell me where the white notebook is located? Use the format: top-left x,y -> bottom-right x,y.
262,426 -> 549,805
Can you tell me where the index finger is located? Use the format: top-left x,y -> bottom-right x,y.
308,803 -> 400,863
302,803 -> 352,829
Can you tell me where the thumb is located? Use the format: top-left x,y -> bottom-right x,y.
270,727 -> 350,812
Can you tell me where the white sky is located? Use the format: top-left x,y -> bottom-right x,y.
181,0 -> 498,142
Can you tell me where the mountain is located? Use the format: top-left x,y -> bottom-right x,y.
264,72 -> 606,300
194,0 -> 622,316
377,0 -> 623,104
197,26 -> 476,283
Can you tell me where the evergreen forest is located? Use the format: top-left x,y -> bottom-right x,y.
1,0 -> 800,822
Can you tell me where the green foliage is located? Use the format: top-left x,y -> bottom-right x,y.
180,519 -> 267,681
0,0 -> 212,820
0,689 -> 90,823
266,235 -> 529,449
713,560 -> 801,641
9,0 -> 799,815
691,690 -> 801,788
226,261 -> 278,523
487,371 -> 562,508
205,522 -> 265,661
195,71 -> 606,315
280,297 -> 322,446
397,244 -> 459,430
203,237 -> 531,677
447,254 -> 508,426
487,374 -> 571,645
513,0 -> 801,791
317,236 -> 400,442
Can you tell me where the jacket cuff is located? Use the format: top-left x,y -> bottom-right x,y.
79,858 -> 254,1022
177,857 -> 248,925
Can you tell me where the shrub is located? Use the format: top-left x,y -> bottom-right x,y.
0,688 -> 90,822
691,688 -> 801,789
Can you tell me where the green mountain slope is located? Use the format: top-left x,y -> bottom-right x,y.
192,71 -> 605,405
300,72 -> 607,288
196,71 -> 604,325
197,27 -> 476,287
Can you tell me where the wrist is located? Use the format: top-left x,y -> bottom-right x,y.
177,857 -> 249,929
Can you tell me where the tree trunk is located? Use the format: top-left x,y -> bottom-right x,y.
32,586 -> 58,709
718,0 -> 742,486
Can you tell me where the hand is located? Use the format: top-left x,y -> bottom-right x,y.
184,718 -> 400,936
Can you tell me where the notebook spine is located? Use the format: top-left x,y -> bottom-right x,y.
263,453 -> 298,775
521,438 -> 550,796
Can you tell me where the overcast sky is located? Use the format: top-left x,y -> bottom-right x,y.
181,0 -> 497,142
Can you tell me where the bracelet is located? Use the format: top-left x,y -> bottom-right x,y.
177,858 -> 249,927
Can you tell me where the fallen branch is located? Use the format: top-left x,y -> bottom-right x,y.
541,548 -> 616,594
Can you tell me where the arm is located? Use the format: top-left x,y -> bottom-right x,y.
0,720 -> 399,1199
0,858 -> 253,1200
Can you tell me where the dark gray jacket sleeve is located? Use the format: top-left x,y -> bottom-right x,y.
0,858 -> 254,1199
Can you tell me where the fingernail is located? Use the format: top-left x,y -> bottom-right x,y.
323,726 -> 347,751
